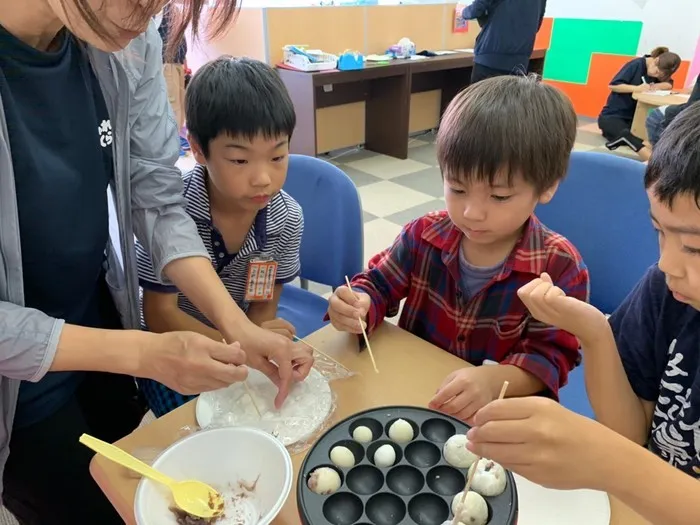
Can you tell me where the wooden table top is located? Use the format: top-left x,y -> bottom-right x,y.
633,91 -> 690,107
89,323 -> 650,525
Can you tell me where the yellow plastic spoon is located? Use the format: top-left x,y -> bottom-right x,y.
79,434 -> 224,519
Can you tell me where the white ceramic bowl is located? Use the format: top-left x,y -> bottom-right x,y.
134,427 -> 293,525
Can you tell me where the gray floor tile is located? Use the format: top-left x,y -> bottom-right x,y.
577,115 -> 597,125
363,210 -> 378,222
384,198 -> 447,226
339,165 -> 383,187
406,143 -> 439,167
324,147 -> 379,165
576,129 -> 606,147
390,167 -> 444,198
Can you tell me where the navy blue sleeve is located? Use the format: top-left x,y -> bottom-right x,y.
462,0 -> 502,20
609,265 -> 666,401
610,59 -> 644,86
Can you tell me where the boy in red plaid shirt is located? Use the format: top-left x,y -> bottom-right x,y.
328,75 -> 589,422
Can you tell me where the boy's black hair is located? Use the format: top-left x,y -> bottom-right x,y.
186,56 -> 296,156
436,75 -> 577,194
645,102 -> 700,207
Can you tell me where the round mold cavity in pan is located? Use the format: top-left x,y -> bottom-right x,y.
297,405 -> 519,525
386,465 -> 424,496
348,417 -> 383,442
346,465 -> 384,495
408,492 -> 450,525
426,465 -> 465,496
329,439 -> 365,467
421,417 -> 457,443
404,439 -> 441,468
322,492 -> 364,525
367,440 -> 403,467
385,417 -> 419,443
366,493 -> 407,525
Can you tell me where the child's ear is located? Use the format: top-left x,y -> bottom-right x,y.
188,134 -> 207,165
538,181 -> 560,204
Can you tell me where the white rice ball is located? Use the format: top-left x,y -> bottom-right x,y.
330,446 -> 356,468
388,418 -> 414,443
307,467 -> 341,495
373,444 -> 396,467
468,458 -> 507,497
352,425 -> 373,443
443,434 -> 478,468
451,491 -> 488,525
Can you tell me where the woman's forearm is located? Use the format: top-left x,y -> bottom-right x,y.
163,256 -> 253,343
51,323 -> 153,376
604,434 -> 700,525
610,84 -> 640,94
145,303 -> 223,342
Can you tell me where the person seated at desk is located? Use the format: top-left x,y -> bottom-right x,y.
646,74 -> 700,147
517,103 -> 700,482
327,75 -> 589,423
456,0 -> 547,83
598,46 -> 680,161
467,397 -> 700,525
136,57 -> 313,417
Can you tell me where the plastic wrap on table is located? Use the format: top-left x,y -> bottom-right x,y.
202,365 -> 338,455
309,346 -> 356,381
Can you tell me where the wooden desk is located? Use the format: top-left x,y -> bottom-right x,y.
278,50 -> 546,159
631,91 -> 690,141
90,323 -> 644,525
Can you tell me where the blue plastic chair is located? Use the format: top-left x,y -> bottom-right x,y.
535,151 -> 659,418
276,155 -> 364,337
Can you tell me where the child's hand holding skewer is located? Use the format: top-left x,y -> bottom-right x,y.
328,285 -> 371,334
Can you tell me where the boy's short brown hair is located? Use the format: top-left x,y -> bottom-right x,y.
436,75 -> 577,194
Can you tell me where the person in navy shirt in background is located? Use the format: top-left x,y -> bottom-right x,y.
517,102 -> 700,480
136,57 -> 309,417
646,74 -> 700,148
456,0 -> 547,83
598,46 -> 680,161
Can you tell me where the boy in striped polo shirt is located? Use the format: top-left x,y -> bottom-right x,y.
136,57 -> 306,417
328,76 -> 590,423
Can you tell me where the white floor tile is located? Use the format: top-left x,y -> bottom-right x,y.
362,218 -> 404,265
358,181 -> 434,217
347,156 -> 432,180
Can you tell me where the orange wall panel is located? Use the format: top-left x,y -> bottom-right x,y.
534,18 -> 553,50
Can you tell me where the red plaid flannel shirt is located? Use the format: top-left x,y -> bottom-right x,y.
350,211 -> 589,397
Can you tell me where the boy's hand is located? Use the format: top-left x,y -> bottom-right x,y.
260,318 -> 296,340
290,343 -> 315,383
517,272 -> 608,346
429,367 -> 497,422
467,397 -> 613,491
328,286 -> 371,334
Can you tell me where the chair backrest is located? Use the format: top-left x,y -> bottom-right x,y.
283,154 -> 364,287
535,151 -> 658,314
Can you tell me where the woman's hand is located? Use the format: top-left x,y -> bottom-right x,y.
140,331 -> 248,395
260,318 -> 296,340
466,397 -> 614,491
517,272 -> 608,346
238,325 -> 314,408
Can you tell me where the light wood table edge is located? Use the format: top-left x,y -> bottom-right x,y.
89,323 -> 647,525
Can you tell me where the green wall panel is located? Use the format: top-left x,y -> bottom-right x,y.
543,19 -> 643,84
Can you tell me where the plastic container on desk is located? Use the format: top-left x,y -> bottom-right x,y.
283,45 -> 338,72
337,51 -> 365,71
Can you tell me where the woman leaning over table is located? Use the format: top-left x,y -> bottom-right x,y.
0,1 -> 312,523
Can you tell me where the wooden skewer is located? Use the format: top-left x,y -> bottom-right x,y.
222,339 -> 262,418
292,335 -> 347,369
344,276 -> 379,373
452,381 -> 510,525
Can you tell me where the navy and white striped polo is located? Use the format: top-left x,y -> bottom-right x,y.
136,164 -> 303,327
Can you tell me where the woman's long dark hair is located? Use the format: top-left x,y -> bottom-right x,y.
63,0 -> 239,57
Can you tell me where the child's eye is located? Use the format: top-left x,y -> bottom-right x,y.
491,195 -> 512,202
449,187 -> 464,194
272,155 -> 286,162
682,246 -> 700,255
229,159 -> 248,165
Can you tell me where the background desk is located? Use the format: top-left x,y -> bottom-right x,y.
631,91 -> 690,141
279,50 -> 547,159
91,323 -> 646,525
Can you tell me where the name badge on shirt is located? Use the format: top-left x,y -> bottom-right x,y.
245,258 -> 277,301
